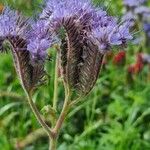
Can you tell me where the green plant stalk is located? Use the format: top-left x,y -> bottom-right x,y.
48,81 -> 71,150
53,52 -> 59,110
25,90 -> 53,138
49,137 -> 57,150
49,97 -> 70,150
53,92 -> 70,134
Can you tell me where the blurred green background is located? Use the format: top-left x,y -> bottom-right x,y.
0,0 -> 150,150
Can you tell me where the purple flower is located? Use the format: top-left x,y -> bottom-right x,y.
29,20 -> 50,40
40,0 -> 97,30
35,0 -> 133,56
27,20 -> 54,63
92,18 -> 132,52
134,6 -> 150,16
27,0 -> 133,94
27,38 -> 51,62
0,7 -> 31,53
115,22 -> 133,43
26,0 -> 132,63
29,0 -> 99,62
123,0 -> 146,7
91,19 -> 117,51
0,7 -> 29,39
143,23 -> 150,37
122,11 -> 137,27
41,0 -> 93,20
0,8 -> 17,36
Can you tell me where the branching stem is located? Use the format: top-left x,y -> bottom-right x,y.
53,81 -> 71,135
25,90 -> 53,138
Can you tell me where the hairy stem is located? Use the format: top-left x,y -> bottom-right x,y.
49,137 -> 57,150
25,91 -> 53,138
69,96 -> 82,107
53,53 -> 59,110
53,80 -> 71,134
54,94 -> 70,134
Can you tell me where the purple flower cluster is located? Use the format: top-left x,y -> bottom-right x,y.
92,17 -> 132,52
40,0 -> 93,21
0,7 -> 29,39
40,0 -> 97,33
0,1 -> 133,63
0,8 -> 53,62
123,0 -> 150,22
32,0 -> 132,55
123,0 -> 150,44
135,6 -> 150,16
123,0 -> 146,7
144,23 -> 150,37
27,20 -> 54,62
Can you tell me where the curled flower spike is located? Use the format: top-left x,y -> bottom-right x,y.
36,0 -> 133,96
0,7 -> 45,92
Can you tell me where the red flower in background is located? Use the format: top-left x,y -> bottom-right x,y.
113,51 -> 126,65
128,53 -> 144,74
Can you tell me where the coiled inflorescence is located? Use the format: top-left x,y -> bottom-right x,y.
28,0 -> 132,95
0,0 -> 133,95
0,8 -> 46,92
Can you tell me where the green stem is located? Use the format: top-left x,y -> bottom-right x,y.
53,93 -> 70,134
69,96 -> 82,107
25,91 -> 53,138
53,81 -> 71,134
53,53 -> 59,110
49,137 -> 57,150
